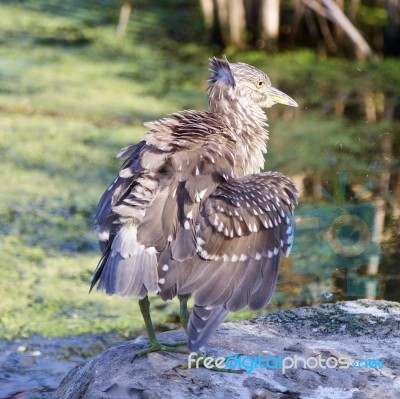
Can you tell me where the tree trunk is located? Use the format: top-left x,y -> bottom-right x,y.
260,0 -> 280,48
302,0 -> 374,61
228,0 -> 247,47
200,0 -> 214,30
363,91 -> 377,123
116,2 -> 132,39
334,0 -> 345,44
216,0 -> 229,44
384,0 -> 400,56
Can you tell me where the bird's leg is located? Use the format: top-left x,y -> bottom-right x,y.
178,294 -> 190,332
132,295 -> 189,360
138,295 -> 157,346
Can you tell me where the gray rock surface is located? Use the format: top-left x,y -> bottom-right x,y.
55,300 -> 400,399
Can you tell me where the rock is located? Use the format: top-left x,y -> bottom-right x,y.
55,300 -> 400,399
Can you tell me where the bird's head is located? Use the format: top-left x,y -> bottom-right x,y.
208,56 -> 298,109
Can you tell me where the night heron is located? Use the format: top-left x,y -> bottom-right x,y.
91,56 -> 299,355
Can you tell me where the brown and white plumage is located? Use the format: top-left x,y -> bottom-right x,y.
91,56 -> 299,351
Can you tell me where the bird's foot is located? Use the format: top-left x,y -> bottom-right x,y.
132,340 -> 189,361
179,351 -> 244,374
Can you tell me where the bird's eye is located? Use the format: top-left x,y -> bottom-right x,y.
256,81 -> 265,89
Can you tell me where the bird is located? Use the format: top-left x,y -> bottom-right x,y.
90,56 -> 299,355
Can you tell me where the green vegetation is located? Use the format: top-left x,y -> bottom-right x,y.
1,1 -> 399,340
0,1 -> 189,339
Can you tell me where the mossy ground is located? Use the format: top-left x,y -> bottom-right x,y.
0,1 -> 183,339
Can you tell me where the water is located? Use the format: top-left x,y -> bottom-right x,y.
272,172 -> 400,308
0,334 -> 123,399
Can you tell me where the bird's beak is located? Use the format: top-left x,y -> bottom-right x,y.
267,87 -> 298,107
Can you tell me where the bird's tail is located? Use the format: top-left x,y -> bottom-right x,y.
187,304 -> 229,352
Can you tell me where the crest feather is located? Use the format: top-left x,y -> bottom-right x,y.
208,55 -> 235,86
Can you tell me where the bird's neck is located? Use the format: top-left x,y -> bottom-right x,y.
208,84 -> 269,176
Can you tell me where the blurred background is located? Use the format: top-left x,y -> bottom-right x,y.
0,0 -> 399,396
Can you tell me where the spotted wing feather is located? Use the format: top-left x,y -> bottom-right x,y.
158,172 -> 298,351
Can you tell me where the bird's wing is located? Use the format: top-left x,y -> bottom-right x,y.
135,110 -> 237,259
91,110 -> 237,298
158,172 -> 298,351
91,140 -> 162,297
94,141 -> 146,252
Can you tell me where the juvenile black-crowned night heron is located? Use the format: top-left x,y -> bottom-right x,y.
91,56 -> 298,355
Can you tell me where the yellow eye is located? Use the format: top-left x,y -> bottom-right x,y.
256,81 -> 265,89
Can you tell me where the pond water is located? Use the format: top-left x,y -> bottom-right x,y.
0,334 -> 123,399
273,172 -> 400,309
